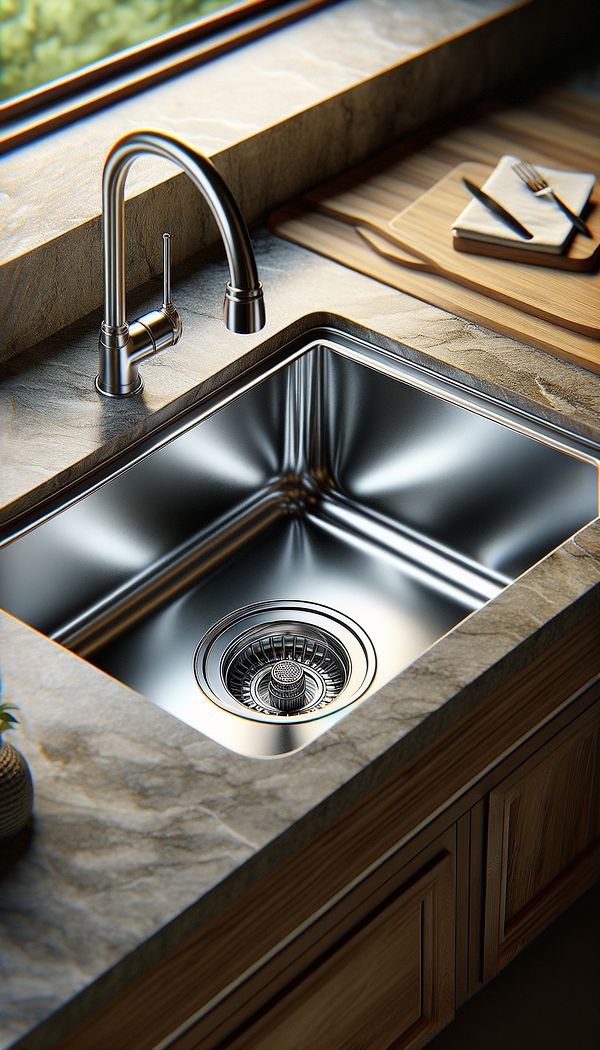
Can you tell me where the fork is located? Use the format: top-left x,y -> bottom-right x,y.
512,160 -> 592,238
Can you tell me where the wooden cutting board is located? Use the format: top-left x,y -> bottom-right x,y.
271,88 -> 600,373
386,162 -> 600,336
271,204 -> 600,375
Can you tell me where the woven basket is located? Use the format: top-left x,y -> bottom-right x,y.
0,741 -> 34,839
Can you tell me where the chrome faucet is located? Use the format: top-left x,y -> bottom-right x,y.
96,129 -> 265,396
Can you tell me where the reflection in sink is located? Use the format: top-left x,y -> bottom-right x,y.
1,329 -> 598,756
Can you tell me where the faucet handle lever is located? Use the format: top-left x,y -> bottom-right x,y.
162,232 -> 172,308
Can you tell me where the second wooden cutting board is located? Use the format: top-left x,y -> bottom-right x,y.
387,162 -> 600,337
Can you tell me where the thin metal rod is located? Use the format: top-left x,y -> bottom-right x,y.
163,232 -> 171,307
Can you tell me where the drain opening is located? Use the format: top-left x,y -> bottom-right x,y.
194,601 -> 376,723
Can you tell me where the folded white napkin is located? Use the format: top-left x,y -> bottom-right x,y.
453,155 -> 595,252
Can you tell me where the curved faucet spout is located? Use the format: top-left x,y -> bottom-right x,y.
97,129 -> 265,397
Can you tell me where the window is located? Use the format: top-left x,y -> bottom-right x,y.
0,0 -> 330,153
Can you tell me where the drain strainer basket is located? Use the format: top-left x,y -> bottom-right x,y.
194,600 -> 376,723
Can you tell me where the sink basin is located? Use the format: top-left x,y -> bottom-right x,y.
1,327 -> 598,756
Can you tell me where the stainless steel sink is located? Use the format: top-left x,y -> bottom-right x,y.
1,327 -> 598,756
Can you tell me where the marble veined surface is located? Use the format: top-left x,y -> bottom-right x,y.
0,228 -> 599,1049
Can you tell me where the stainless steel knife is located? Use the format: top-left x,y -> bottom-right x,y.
462,178 -> 534,240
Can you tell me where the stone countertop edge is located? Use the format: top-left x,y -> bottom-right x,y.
1,232 -> 600,1050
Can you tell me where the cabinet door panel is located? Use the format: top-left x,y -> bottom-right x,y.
225,851 -> 455,1050
504,729 -> 597,922
483,703 -> 600,980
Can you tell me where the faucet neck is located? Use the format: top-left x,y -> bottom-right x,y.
98,129 -> 265,397
102,130 -> 261,330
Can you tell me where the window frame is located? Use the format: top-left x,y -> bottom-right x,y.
0,0 -> 334,155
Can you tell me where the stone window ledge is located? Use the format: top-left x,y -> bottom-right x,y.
0,0 -> 559,360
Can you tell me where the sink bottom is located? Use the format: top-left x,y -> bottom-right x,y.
88,505 -> 496,756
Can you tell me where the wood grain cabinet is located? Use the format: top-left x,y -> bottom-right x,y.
482,699 -> 600,982
222,836 -> 456,1050
208,690 -> 600,1050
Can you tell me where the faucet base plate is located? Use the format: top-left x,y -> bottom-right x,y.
95,374 -> 144,398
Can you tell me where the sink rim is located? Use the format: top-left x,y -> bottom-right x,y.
1,323 -> 598,758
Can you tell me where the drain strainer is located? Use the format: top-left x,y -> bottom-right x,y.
224,624 -> 349,714
194,601 -> 376,723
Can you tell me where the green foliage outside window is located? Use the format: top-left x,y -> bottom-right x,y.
0,0 -> 232,102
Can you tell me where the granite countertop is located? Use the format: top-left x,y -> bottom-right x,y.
1,229 -> 600,1050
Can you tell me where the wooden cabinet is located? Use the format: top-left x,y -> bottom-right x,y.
482,700 -> 600,981
224,844 -> 455,1050
200,692 -> 600,1050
